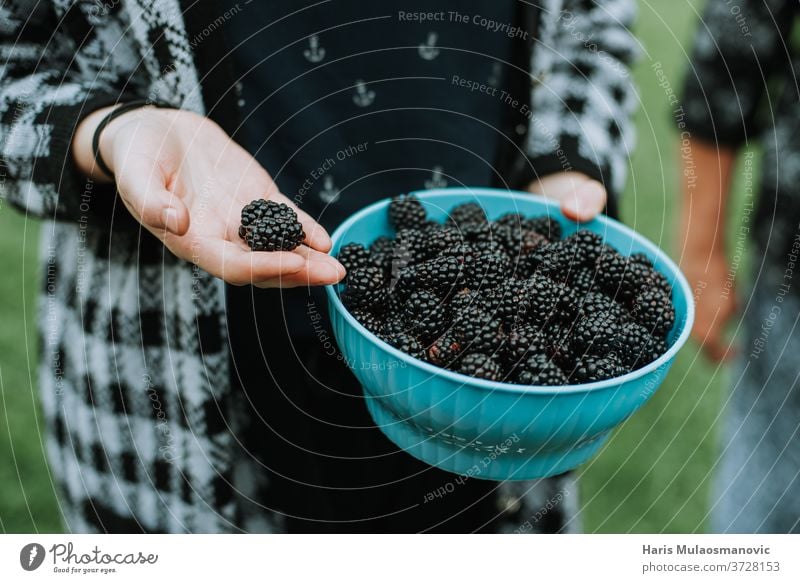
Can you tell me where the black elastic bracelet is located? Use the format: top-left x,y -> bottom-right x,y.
91,100 -> 173,179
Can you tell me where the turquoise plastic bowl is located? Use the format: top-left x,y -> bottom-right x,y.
325,188 -> 694,481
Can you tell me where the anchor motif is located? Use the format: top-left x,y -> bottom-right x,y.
424,166 -> 447,189
319,175 -> 340,203
303,35 -> 325,63
418,31 -> 440,61
352,79 -> 375,107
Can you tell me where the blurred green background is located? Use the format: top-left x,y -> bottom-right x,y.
1,0 -> 747,533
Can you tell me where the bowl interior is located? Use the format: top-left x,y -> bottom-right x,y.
325,187 -> 694,393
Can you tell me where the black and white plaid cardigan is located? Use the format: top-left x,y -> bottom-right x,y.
0,0 -> 637,533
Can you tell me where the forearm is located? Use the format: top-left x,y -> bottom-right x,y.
679,138 -> 736,257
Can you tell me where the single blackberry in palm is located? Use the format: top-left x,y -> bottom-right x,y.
239,199 -> 305,251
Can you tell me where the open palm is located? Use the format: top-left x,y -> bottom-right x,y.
102,108 -> 343,288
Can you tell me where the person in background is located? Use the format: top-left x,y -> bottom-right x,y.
680,0 -> 800,533
0,0 -> 637,532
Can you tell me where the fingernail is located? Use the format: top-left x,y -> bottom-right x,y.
162,207 -> 180,234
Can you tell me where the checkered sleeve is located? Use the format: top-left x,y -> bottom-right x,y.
527,0 -> 639,203
0,1 -> 142,224
680,0 -> 797,147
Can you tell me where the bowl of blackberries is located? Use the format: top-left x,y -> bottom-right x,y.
324,187 -> 693,481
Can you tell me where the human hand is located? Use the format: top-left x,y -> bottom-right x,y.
528,171 -> 607,222
76,106 -> 344,288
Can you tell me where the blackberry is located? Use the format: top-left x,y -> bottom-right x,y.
337,243 -> 372,277
528,216 -> 562,241
614,321 -> 666,370
370,236 -> 394,256
416,255 -> 465,295
239,199 -> 305,251
504,323 -> 548,365
571,312 -> 620,357
457,353 -> 504,381
352,309 -> 383,334
630,252 -> 653,268
564,230 -> 604,266
427,227 -> 464,256
493,224 -> 548,259
577,291 -> 628,321
525,275 -> 560,325
569,352 -> 624,383
389,194 -> 427,231
596,251 -> 650,303
369,236 -> 395,275
427,333 -> 465,368
568,267 -> 600,295
449,288 -> 483,313
496,212 -> 535,231
386,333 -> 425,359
514,353 -> 568,386
525,240 -> 580,281
488,279 -> 531,329
380,314 -> 407,340
647,269 -> 673,297
404,289 -> 447,342
546,322 -> 575,369
455,308 -> 506,354
464,251 -> 510,289
393,228 -> 428,265
342,266 -> 387,311
447,202 -> 488,228
631,288 -> 675,336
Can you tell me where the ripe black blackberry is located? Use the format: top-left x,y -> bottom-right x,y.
577,291 -> 628,321
389,194 -> 427,231
380,314 -> 407,340
596,251 -> 650,303
568,267 -> 599,295
427,333 -> 465,368
493,224 -> 548,259
570,352 -> 624,383
342,266 -> 387,311
464,251 -> 510,289
337,243 -> 372,278
369,236 -> 395,275
239,199 -> 305,251
454,308 -> 506,354
387,333 -> 425,359
525,240 -> 580,281
488,279 -> 531,329
525,275 -> 560,325
404,289 -> 448,342
416,256 -> 465,295
630,252 -> 653,268
393,228 -> 432,266
545,321 -> 576,369
614,321 -> 667,370
564,230 -> 604,266
352,309 -> 383,334
571,312 -> 620,357
457,353 -> 504,381
504,323 -> 547,365
527,216 -> 562,241
447,202 -> 488,228
514,353 -> 568,386
631,288 -> 675,336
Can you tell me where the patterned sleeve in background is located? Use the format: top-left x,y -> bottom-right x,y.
0,0 -> 143,224
681,0 -> 797,146
527,0 -> 640,202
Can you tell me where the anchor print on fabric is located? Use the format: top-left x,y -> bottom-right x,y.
352,79 -> 375,107
424,166 -> 448,189
418,32 -> 440,61
319,175 -> 340,203
304,35 -> 325,63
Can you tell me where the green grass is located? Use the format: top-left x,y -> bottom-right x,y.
0,0 -> 746,533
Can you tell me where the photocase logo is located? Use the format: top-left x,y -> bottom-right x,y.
19,543 -> 46,571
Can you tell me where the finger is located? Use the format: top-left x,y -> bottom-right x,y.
270,192 -> 332,252
167,235 -> 307,285
116,156 -> 190,235
560,180 -> 606,222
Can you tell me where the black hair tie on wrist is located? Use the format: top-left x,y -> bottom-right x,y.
91,99 -> 173,179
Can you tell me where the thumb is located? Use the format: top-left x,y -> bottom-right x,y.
560,179 -> 606,222
115,155 -> 190,236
